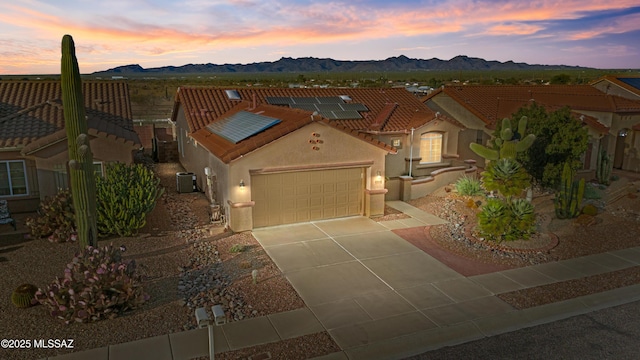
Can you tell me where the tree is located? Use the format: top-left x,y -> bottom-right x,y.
498,104 -> 588,189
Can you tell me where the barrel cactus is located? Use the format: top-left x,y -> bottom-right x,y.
11,283 -> 38,308
61,34 -> 98,248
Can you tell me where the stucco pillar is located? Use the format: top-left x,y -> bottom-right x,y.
399,176 -> 413,202
227,200 -> 255,232
365,189 -> 388,217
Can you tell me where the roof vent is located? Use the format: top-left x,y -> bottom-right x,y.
339,95 -> 352,102
225,89 -> 241,101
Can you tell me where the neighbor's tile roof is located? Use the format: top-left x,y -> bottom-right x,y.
189,102 -> 396,163
0,81 -> 141,150
172,87 -> 435,134
592,75 -> 640,98
434,85 -> 640,126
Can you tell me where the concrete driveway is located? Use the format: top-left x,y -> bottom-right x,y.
252,214 -> 515,357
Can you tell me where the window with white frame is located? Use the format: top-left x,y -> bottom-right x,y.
419,132 -> 443,163
0,160 -> 28,196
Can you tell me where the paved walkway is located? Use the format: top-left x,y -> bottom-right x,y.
43,201 -> 640,360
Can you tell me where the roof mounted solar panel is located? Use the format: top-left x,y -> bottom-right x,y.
316,97 -> 344,104
620,78 -> 640,90
291,97 -> 319,104
332,110 -> 362,119
225,90 -> 241,100
290,103 -> 319,112
315,103 -> 344,112
340,103 -> 369,111
206,111 -> 280,143
265,97 -> 293,105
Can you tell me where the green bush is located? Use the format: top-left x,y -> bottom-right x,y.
35,244 -> 148,324
455,175 -> 484,196
96,163 -> 164,237
25,190 -> 77,243
477,198 -> 536,242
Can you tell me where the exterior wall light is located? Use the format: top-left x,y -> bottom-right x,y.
239,179 -> 245,188
375,170 -> 382,184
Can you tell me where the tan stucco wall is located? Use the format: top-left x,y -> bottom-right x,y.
175,110 -> 230,224
0,151 -> 40,212
228,121 -> 389,231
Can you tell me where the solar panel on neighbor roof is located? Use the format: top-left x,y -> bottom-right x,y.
316,97 -> 344,104
290,97 -> 319,104
331,110 -> 362,119
620,78 -> 640,90
315,103 -> 344,112
290,104 -> 319,112
340,103 -> 369,111
206,111 -> 281,144
265,97 -> 293,105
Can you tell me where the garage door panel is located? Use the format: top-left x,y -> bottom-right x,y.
252,168 -> 363,227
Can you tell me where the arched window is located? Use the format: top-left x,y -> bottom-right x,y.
420,132 -> 443,163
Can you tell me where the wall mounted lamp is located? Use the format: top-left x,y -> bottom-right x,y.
239,179 -> 245,188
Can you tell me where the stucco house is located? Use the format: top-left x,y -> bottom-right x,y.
591,75 -> 640,101
0,81 -> 141,212
171,87 -> 475,230
424,85 -> 640,173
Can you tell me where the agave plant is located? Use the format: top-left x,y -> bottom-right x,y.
482,158 -> 530,199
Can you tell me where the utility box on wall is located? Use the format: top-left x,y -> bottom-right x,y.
176,172 -> 197,193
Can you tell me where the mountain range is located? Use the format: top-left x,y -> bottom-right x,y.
92,55 -> 585,75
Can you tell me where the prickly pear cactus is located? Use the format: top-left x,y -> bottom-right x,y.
470,117 -> 536,161
61,35 -> 98,248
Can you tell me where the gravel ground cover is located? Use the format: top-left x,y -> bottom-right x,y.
1,161 -> 639,360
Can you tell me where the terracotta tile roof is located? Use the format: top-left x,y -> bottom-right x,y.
0,81 -> 141,150
592,75 -> 640,98
189,102 -> 395,164
173,87 -> 435,134
439,85 -> 640,127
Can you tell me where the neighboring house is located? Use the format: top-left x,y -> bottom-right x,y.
0,81 -> 141,212
591,75 -> 640,101
424,85 -> 640,173
171,87 -> 471,230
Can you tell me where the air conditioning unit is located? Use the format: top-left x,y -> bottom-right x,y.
176,172 -> 196,193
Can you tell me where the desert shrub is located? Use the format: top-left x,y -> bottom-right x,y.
96,163 -> 164,237
229,244 -> 246,253
35,244 -> 148,324
25,189 -> 77,243
477,198 -> 536,242
455,175 -> 484,196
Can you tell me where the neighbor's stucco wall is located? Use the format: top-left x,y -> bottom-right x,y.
592,81 -> 640,101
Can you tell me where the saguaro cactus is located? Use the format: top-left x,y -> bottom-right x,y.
61,34 -> 98,247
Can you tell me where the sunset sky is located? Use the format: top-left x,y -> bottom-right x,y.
1,1 -> 639,75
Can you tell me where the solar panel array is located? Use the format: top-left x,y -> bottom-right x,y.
265,96 -> 369,120
206,111 -> 281,144
620,78 -> 640,91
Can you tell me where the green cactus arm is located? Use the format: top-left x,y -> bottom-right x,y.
500,127 -> 513,141
515,134 -> 536,152
517,116 -> 528,136
470,143 -> 499,161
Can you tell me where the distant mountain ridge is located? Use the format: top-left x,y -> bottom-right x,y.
93,55 -> 585,75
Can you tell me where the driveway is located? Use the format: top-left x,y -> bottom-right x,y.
252,213 -> 516,357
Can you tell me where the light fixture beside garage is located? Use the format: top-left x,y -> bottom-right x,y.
375,171 -> 382,184
239,179 -> 245,188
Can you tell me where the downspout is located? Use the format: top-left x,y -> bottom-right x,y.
409,128 -> 415,177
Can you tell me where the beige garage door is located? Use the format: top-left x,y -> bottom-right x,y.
252,167 -> 363,227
